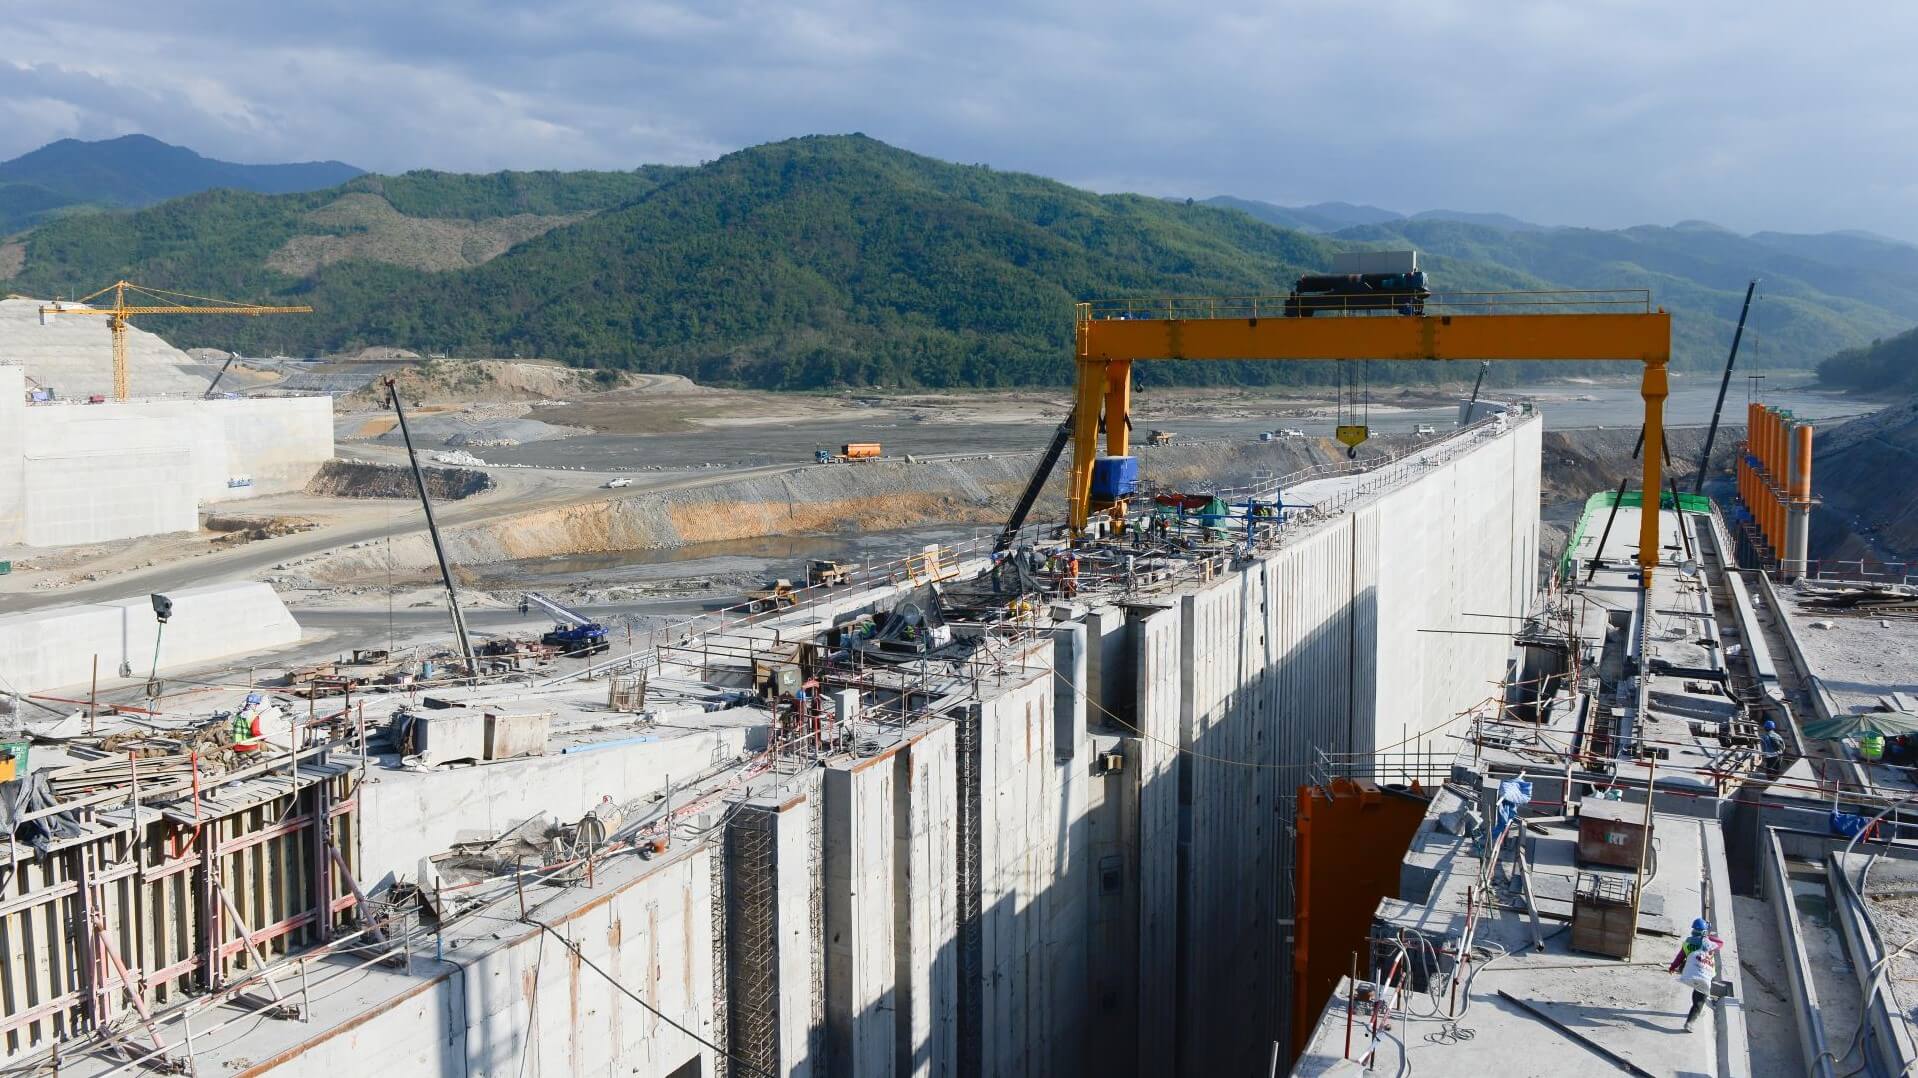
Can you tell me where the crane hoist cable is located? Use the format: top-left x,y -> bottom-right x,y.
1336,359 -> 1372,458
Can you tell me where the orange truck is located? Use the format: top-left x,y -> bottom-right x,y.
816,442 -> 883,463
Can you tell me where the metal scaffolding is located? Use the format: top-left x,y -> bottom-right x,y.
725,813 -> 777,1074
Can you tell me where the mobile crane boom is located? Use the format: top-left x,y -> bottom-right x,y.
519,592 -> 610,656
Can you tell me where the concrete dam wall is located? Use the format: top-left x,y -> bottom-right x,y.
702,418 -> 1540,1076
273,417 -> 1543,1077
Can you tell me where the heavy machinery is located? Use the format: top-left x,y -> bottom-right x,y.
807,560 -> 851,587
388,376 -> 477,678
519,592 -> 610,656
997,409 -> 1076,552
1067,288 -> 1676,584
1284,250 -> 1431,318
814,442 -> 883,463
746,580 -> 799,613
40,281 -> 311,401
1283,271 -> 1430,317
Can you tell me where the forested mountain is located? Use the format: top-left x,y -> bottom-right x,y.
1334,218 -> 1918,374
0,134 -> 362,233
1819,324 -> 1918,393
2,134 -> 1910,389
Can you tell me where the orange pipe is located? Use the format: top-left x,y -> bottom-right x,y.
1772,411 -> 1784,482
1764,408 -> 1779,479
1787,421 -> 1802,502
1769,409 -> 1782,479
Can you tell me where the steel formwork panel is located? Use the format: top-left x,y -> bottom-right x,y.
0,768 -> 360,1062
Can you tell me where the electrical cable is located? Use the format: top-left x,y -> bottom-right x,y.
521,917 -> 774,1078
517,927 -> 547,1078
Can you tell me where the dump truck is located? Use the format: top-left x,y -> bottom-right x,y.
808,559 -> 851,587
746,579 -> 799,612
814,442 -> 882,464
1146,430 -> 1174,446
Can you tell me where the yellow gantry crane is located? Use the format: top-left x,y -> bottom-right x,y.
40,281 -> 313,401
1068,290 -> 1674,585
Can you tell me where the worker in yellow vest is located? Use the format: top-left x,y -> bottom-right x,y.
231,694 -> 269,753
1860,731 -> 1886,765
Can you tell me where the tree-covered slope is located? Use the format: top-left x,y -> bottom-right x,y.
4,133 -> 1911,390
1819,324 -> 1918,393
1336,218 -> 1916,370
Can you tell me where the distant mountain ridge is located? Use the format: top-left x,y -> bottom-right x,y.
0,134 -> 362,233
0,133 -> 1910,390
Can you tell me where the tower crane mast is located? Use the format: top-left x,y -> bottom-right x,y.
40,280 -> 312,401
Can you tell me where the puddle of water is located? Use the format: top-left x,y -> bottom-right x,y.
1790,878 -> 1832,926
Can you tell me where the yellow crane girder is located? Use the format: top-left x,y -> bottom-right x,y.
40,280 -> 313,401
1067,296 -> 1675,586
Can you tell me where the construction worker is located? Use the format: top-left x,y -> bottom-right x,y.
1760,719 -> 1785,780
1064,554 -> 1081,598
1861,730 -> 1887,770
231,693 -> 268,753
1669,917 -> 1724,1032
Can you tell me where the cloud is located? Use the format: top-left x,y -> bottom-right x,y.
0,0 -> 1914,240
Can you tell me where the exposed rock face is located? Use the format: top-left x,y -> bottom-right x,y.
304,460 -> 493,500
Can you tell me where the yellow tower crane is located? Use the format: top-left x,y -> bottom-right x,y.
39,281 -> 313,401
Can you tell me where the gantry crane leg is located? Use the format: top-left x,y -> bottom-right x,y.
1070,359 -> 1106,529
1638,359 -> 1670,576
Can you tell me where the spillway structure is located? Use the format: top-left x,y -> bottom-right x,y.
0,412 -> 1542,1077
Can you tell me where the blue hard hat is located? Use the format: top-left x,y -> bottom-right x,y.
1691,917 -> 1710,933
244,692 -> 263,705
1764,720 -> 1776,730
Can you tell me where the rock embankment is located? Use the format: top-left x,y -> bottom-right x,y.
304,460 -> 494,500
301,438 -> 1366,582
1802,398 -> 1918,562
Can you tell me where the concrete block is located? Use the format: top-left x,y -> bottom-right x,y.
0,580 -> 301,695
6,391 -> 333,549
825,753 -> 898,1076
893,721 -> 957,1078
483,710 -> 550,760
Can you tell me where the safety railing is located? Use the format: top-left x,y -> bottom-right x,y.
1079,288 -> 1653,322
1804,560 -> 1918,587
1311,747 -> 1457,790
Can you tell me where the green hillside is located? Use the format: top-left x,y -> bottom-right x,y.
3,134 -> 1911,390
1818,325 -> 1918,393
1336,218 -> 1916,370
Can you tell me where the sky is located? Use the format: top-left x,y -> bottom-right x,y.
2,0 -> 1916,241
